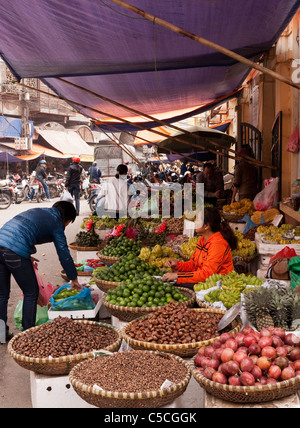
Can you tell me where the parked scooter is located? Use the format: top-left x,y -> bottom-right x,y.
88,182 -> 102,212
9,174 -> 30,203
46,173 -> 65,199
0,178 -> 13,209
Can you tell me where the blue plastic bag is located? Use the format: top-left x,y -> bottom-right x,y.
50,284 -> 95,311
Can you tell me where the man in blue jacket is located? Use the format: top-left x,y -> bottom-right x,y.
88,161 -> 101,184
0,201 -> 81,339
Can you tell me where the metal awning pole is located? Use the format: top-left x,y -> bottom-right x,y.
109,0 -> 300,91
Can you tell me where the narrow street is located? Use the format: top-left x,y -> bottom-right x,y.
0,197 -> 91,408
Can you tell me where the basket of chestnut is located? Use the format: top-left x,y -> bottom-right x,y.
189,326 -> 300,403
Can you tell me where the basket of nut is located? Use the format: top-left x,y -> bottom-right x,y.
7,318 -> 122,376
69,350 -> 191,408
121,302 -> 242,358
103,286 -> 195,322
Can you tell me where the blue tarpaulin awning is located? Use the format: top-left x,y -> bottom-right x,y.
0,1 -> 298,133
0,116 -> 33,138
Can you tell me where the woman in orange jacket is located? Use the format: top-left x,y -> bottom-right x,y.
163,207 -> 237,288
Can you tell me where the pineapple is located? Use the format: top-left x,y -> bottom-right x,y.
291,293 -> 300,331
270,292 -> 292,331
244,288 -> 275,330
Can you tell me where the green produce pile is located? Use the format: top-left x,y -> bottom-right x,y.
106,276 -> 189,308
80,216 -> 126,230
99,236 -> 142,257
75,230 -> 101,247
194,272 -> 264,309
193,273 -> 224,291
52,288 -> 80,301
96,253 -> 161,283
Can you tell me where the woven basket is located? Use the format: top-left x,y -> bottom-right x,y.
7,321 -> 122,376
97,253 -> 120,266
69,350 -> 191,408
189,354 -> 300,403
221,212 -> 245,223
61,270 -> 91,282
121,308 -> 242,358
94,277 -> 121,293
195,297 -> 211,308
69,242 -> 101,251
103,288 -> 195,322
232,253 -> 257,263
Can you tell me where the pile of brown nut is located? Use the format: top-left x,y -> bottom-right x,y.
12,317 -> 118,358
125,301 -> 223,344
71,350 -> 188,393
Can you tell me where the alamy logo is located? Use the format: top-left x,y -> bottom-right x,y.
291,59 -> 300,83
97,182 -> 204,222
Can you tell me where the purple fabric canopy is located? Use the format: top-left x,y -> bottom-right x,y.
0,152 -> 25,163
0,0 -> 298,128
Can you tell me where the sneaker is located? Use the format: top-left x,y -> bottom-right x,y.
29,199 -> 33,203
47,199 -> 52,202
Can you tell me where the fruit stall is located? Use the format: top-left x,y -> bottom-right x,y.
7,212 -> 300,409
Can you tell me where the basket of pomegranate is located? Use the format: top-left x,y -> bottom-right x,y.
189,326 -> 300,403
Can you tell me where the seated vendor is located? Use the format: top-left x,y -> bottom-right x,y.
162,207 -> 237,289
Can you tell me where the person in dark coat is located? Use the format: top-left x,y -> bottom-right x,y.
65,156 -> 83,215
196,162 -> 224,206
231,145 -> 258,202
0,201 -> 80,338
88,161 -> 101,183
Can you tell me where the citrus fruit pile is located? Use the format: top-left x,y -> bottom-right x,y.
99,237 -> 142,257
105,276 -> 189,308
96,253 -> 161,283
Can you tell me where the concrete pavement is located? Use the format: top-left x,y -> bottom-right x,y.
0,198 -> 91,408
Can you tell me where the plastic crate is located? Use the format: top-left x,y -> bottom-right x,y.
48,285 -> 103,320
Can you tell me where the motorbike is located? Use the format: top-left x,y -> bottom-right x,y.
0,187 -> 13,209
46,173 -> 65,199
88,183 -> 102,212
9,174 -> 30,203
0,179 -> 13,209
29,180 -> 46,203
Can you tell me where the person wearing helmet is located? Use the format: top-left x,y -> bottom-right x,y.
65,156 -> 83,215
29,159 -> 51,202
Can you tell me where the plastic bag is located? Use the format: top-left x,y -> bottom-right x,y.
288,257 -> 300,291
253,177 -> 279,211
49,284 -> 95,311
269,246 -> 297,265
60,189 -> 74,203
34,265 -> 54,307
14,301 -> 49,331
